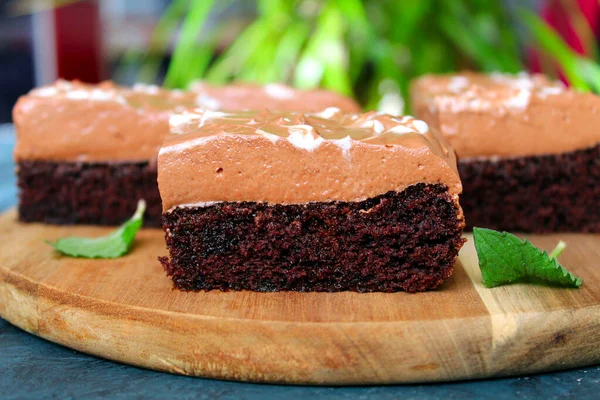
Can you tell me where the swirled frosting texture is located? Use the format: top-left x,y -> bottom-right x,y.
411,72 -> 600,158
13,80 -> 361,162
158,108 -> 462,210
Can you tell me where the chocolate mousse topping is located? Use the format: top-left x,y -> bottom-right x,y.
191,81 -> 361,113
411,72 -> 600,158
13,80 -> 198,162
158,108 -> 462,211
13,80 -> 362,163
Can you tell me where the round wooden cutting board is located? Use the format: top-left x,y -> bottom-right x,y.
0,209 -> 599,385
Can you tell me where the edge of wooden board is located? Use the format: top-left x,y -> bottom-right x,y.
1,263 -> 599,385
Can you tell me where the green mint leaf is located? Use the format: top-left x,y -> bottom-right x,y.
473,227 -> 583,289
46,200 -> 146,259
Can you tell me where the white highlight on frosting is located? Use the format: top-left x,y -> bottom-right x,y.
33,86 -> 58,97
433,71 -> 567,113
435,96 -> 493,113
256,129 -> 281,144
166,109 -> 431,156
492,73 -> 533,110
286,125 -> 324,151
448,76 -> 469,93
170,113 -> 199,134
538,85 -> 565,99
171,109 -> 227,133
65,88 -> 127,104
388,124 -> 416,135
264,83 -> 296,99
492,71 -> 563,108
65,90 -> 90,100
360,119 -> 385,134
195,94 -> 221,110
332,135 -> 354,159
159,135 -> 215,155
412,119 -> 429,134
133,83 -> 160,94
33,83 -> 127,104
491,71 -> 525,86
313,107 -> 341,119
505,89 -> 531,109
33,79 -> 128,104
198,109 -> 227,125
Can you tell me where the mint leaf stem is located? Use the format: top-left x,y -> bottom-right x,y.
549,240 -> 567,260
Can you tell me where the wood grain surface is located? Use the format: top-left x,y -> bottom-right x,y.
0,209 -> 598,385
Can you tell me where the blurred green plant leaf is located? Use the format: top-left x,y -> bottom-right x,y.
206,19 -> 272,83
294,2 -> 352,95
520,9 -> 591,91
272,21 -> 311,82
576,58 -> 600,92
114,0 -> 188,84
164,0 -> 216,88
116,0 -> 529,110
439,2 -> 521,72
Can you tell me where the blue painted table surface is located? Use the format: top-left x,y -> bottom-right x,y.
0,124 -> 598,400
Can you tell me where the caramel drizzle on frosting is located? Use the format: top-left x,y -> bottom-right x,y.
162,107 -> 432,154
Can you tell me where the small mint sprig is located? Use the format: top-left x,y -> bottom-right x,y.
46,200 -> 146,259
473,227 -> 582,288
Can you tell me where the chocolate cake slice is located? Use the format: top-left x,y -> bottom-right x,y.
13,81 -> 360,227
411,72 -> 600,232
158,108 -> 465,292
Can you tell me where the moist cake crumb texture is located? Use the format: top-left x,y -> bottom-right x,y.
160,184 -> 465,292
459,143 -> 600,233
17,160 -> 163,227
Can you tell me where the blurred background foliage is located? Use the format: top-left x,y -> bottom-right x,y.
115,0 -> 600,113
520,7 -> 600,93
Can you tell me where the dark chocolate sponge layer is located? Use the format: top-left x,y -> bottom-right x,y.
17,160 -> 162,227
459,143 -> 600,233
160,184 -> 465,293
